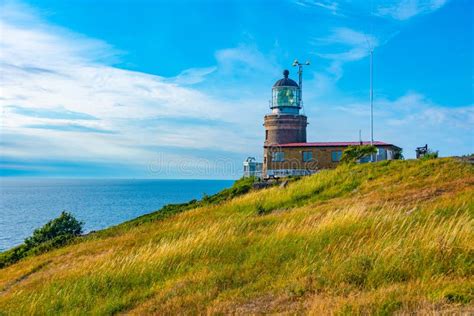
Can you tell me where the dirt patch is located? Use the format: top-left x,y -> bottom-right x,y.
214,294 -> 309,314
0,260 -> 51,294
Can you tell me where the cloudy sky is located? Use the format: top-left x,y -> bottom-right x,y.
0,0 -> 472,178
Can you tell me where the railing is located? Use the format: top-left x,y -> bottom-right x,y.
269,101 -> 301,109
243,170 -> 263,178
266,169 -> 317,177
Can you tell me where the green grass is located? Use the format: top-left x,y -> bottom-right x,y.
0,158 -> 473,314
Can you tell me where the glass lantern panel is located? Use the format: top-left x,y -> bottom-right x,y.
273,87 -> 299,107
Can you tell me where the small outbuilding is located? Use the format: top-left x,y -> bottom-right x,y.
243,157 -> 263,178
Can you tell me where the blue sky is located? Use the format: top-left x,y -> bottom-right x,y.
0,0 -> 472,178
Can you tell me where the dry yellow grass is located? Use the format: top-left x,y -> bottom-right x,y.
0,158 -> 473,315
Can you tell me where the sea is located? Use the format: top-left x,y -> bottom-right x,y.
0,178 -> 234,252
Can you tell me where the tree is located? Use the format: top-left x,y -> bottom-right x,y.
25,211 -> 83,248
341,145 -> 377,164
393,148 -> 404,160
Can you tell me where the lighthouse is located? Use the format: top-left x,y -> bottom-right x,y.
262,69 -> 308,177
254,67 -> 401,179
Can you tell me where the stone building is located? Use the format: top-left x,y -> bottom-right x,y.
262,70 -> 401,178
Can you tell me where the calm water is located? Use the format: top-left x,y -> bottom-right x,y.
0,178 -> 234,251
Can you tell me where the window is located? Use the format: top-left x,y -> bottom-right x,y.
272,87 -> 300,107
387,150 -> 393,160
359,155 -> 371,163
265,130 -> 268,140
302,151 -> 313,162
376,148 -> 387,161
331,151 -> 342,162
272,152 -> 284,162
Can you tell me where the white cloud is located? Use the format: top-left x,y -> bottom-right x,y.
215,44 -> 279,76
303,0 -> 448,81
320,27 -> 377,48
335,92 -> 473,130
295,0 -> 340,15
0,2 -> 121,66
1,0 -> 470,178
295,0 -> 448,21
171,67 -> 217,85
0,2 -> 266,177
306,92 -> 474,157
312,27 -> 377,80
377,0 -> 448,20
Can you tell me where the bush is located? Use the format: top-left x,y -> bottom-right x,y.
341,145 -> 377,164
421,149 -> 439,160
0,211 -> 83,268
25,211 -> 83,248
0,244 -> 28,268
393,148 -> 404,160
255,200 -> 267,215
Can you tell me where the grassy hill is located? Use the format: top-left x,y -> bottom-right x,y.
0,158 -> 473,314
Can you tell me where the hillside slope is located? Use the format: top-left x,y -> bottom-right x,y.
0,159 -> 473,314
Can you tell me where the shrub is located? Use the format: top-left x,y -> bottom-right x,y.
0,244 -> 28,268
421,149 -> 439,160
255,200 -> 267,215
341,145 -> 377,164
393,148 -> 404,160
0,211 -> 83,268
25,211 -> 83,248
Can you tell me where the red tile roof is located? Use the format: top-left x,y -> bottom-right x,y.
273,141 -> 396,148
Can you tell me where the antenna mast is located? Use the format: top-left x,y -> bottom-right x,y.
368,0 -> 375,161
370,48 -> 374,147
292,59 -> 310,108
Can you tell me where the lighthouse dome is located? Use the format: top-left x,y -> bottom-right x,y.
273,69 -> 299,87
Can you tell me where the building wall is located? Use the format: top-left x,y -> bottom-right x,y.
263,145 -> 396,176
264,146 -> 341,172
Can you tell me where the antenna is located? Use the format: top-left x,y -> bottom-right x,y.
370,48 -> 373,147
367,0 -> 375,162
364,36 -> 374,148
292,59 -> 310,109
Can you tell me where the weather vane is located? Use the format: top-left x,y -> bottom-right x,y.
292,59 -> 310,106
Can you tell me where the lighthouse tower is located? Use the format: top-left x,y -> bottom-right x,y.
263,70 -> 307,146
263,69 -> 308,176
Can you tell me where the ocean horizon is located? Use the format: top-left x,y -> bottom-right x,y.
0,178 -> 234,252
